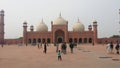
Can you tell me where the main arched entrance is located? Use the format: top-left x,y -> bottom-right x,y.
55,30 -> 65,43
57,36 -> 63,43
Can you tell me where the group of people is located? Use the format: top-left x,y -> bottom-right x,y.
106,41 -> 120,54
42,42 -> 75,54
56,42 -> 75,61
56,42 -> 75,54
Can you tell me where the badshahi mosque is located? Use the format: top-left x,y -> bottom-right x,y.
0,10 -> 120,45
23,14 -> 97,45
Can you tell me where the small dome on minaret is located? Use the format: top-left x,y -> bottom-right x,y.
0,10 -> 4,12
0,9 -> 4,16
23,21 -> 27,27
93,20 -> 97,24
30,25 -> 34,31
88,24 -> 92,31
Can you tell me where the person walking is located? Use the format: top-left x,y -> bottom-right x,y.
110,42 -> 114,54
57,50 -> 62,61
106,42 -> 111,54
43,42 -> 47,54
37,43 -> 40,49
56,43 -> 59,52
61,42 -> 67,54
40,43 -> 42,48
69,42 -> 74,53
115,41 -> 120,54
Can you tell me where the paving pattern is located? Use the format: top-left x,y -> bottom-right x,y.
0,44 -> 120,68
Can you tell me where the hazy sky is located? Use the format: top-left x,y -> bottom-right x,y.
0,0 -> 120,39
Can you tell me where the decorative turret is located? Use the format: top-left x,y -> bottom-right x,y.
0,10 -> 4,16
88,25 -> 92,31
0,10 -> 5,45
23,21 -> 27,27
30,25 -> 34,32
23,21 -> 27,33
51,21 -> 53,25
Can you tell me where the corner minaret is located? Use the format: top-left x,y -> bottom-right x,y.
23,21 -> 27,45
93,20 -> 98,45
0,10 -> 5,45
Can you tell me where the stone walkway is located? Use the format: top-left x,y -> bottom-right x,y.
0,44 -> 120,68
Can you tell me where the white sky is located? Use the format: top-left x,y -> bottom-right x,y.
0,0 -> 120,39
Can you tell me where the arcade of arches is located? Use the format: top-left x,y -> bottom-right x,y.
28,37 -> 92,44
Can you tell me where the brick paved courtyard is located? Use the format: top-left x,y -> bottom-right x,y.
0,44 -> 120,68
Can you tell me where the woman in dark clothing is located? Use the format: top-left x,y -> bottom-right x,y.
61,42 -> 67,54
110,42 -> 114,53
43,43 -> 47,54
115,41 -> 120,54
69,42 -> 74,53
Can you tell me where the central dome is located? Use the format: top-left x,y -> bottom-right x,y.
53,14 -> 67,25
36,19 -> 48,32
73,19 -> 85,32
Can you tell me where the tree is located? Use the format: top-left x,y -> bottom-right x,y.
110,35 -> 120,38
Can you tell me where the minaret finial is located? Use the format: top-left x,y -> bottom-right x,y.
59,12 -> 61,17
77,18 -> 80,22
42,18 -> 43,22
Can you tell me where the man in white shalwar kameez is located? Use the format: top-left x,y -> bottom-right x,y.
106,42 -> 111,54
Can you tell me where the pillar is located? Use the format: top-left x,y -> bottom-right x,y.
0,10 -> 5,45
93,20 -> 98,45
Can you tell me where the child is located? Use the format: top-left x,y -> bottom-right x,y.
57,50 -> 62,61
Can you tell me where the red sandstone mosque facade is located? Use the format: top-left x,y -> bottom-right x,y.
0,10 -> 120,45
23,15 -> 97,45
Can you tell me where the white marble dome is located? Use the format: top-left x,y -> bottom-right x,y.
53,14 -> 67,25
36,20 -> 48,32
73,19 -> 85,32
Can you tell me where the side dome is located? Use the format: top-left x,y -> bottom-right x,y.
73,19 -> 85,32
36,20 -> 48,32
53,14 -> 67,25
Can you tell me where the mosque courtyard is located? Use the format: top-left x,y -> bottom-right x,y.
0,44 -> 120,68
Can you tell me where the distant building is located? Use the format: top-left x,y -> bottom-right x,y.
0,10 -> 120,45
